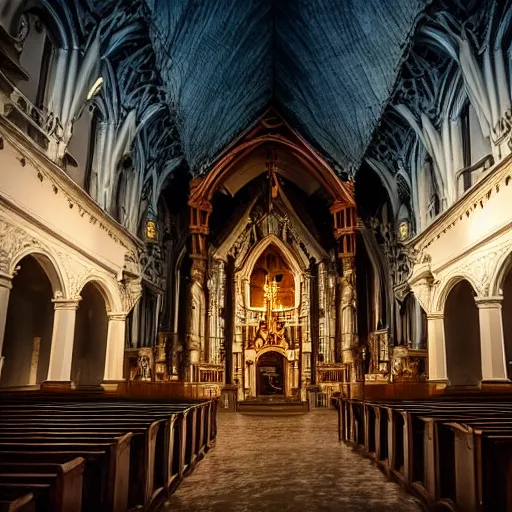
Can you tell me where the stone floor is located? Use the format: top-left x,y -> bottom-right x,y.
164,410 -> 422,512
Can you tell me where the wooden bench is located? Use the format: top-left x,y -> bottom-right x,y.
337,396 -> 512,511
0,458 -> 84,512
0,492 -> 35,512
0,396 -> 217,512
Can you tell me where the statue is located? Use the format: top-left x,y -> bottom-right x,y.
154,333 -> 168,382
252,320 -> 269,349
391,346 -> 419,381
273,320 -> 289,348
341,270 -> 357,347
187,282 -> 203,363
131,347 -> 153,381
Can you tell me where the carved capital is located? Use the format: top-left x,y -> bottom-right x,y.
474,296 -> 504,309
52,298 -> 81,311
0,271 -> 13,290
108,312 -> 127,321
119,277 -> 142,313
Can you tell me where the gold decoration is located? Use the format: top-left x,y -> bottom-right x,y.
145,219 -> 157,241
398,221 -> 409,241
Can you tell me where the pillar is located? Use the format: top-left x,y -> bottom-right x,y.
103,313 -> 127,382
186,200 -> 211,382
44,298 -> 80,387
0,272 -> 13,379
475,296 -> 509,382
426,312 -> 447,382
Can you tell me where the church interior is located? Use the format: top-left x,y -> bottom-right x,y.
0,0 -> 512,510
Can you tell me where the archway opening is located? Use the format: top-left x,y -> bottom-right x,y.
1,255 -> 54,387
250,246 -> 295,310
502,268 -> 512,378
71,282 -> 108,387
444,280 -> 482,386
257,351 -> 286,396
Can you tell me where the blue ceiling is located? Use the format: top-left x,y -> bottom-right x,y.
145,0 -> 429,175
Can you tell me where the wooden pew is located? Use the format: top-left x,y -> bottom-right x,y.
0,458 -> 84,512
0,396 -> 216,512
0,436 -> 131,512
0,408 -> 182,510
0,401 -> 206,510
336,396 -> 512,511
0,492 -> 35,512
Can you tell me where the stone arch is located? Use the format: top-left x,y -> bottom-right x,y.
10,0 -> 76,48
434,273 -> 482,313
71,280 -> 109,387
256,345 -> 288,361
77,274 -> 122,313
490,249 -> 512,296
1,254 -> 56,387
443,279 -> 482,387
239,234 -> 303,310
495,250 -> 512,377
256,348 -> 287,396
10,248 -> 65,297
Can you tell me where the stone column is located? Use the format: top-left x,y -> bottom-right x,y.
475,296 -> 509,382
330,192 -> 360,383
426,312 -> 447,382
44,298 -> 80,388
0,272 -> 13,379
103,313 -> 127,387
186,200 -> 212,382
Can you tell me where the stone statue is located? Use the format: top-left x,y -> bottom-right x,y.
133,347 -> 153,381
341,271 -> 357,343
187,282 -> 203,363
252,320 -> 269,350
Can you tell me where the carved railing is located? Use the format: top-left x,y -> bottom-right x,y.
194,364 -> 224,383
317,364 -> 347,383
0,73 -> 63,158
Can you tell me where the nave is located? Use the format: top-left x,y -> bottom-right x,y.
165,411 -> 420,512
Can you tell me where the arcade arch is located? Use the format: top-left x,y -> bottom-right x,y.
71,281 -> 109,387
1,254 -> 56,387
443,279 -> 482,387
501,264 -> 512,378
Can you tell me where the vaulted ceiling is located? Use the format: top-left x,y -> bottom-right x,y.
144,0 -> 429,176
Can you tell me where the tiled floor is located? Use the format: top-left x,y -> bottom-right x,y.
164,410 -> 422,512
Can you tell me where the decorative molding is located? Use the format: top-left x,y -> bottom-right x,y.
410,143 -> 512,256
0,217 -> 45,273
0,120 -> 144,256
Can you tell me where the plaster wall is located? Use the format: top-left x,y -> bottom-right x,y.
423,167 -> 512,272
0,131 -> 138,276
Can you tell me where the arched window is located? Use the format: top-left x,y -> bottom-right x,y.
66,104 -> 97,188
249,247 -> 294,310
16,13 -> 55,109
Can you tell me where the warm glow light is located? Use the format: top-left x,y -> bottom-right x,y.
145,219 -> 157,240
87,77 -> 104,100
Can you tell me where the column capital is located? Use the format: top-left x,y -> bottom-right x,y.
108,312 -> 127,321
474,296 -> 503,309
0,271 -> 13,290
426,312 -> 444,320
52,298 -> 81,310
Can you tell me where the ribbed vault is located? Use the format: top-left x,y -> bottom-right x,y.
144,0 -> 429,175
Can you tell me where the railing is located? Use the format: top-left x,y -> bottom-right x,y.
456,154 -> 494,197
317,364 -> 347,383
0,71 -> 63,158
194,364 -> 224,383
